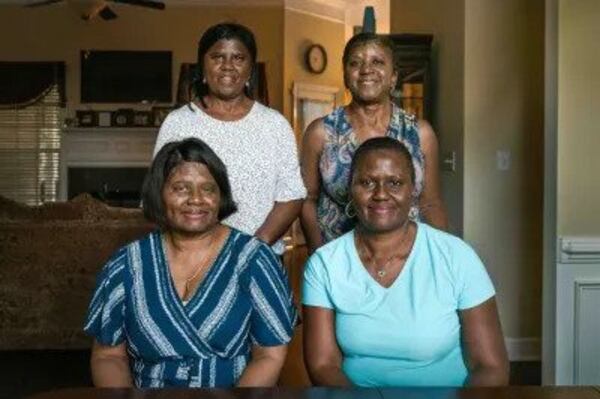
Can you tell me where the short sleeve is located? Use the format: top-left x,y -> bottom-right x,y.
273,116 -> 307,202
302,252 -> 334,309
454,242 -> 495,310
246,243 -> 297,347
83,249 -> 128,346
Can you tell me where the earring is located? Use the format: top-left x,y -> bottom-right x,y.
202,77 -> 207,84
344,201 -> 356,218
245,81 -> 250,88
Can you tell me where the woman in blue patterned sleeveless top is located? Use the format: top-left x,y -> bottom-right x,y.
300,33 -> 448,252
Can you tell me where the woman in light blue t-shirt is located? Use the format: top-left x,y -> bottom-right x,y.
302,137 -> 509,387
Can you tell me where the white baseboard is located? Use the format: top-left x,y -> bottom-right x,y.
505,337 -> 541,361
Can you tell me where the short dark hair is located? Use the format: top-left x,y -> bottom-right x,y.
142,138 -> 237,229
350,137 -> 415,184
192,22 -> 258,102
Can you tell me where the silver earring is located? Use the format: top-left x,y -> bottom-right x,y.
345,201 -> 356,218
245,81 -> 250,88
202,77 -> 207,84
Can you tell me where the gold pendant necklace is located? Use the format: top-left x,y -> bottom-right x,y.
356,222 -> 411,280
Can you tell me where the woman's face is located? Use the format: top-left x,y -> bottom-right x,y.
351,149 -> 414,234
162,161 -> 221,235
344,41 -> 397,104
203,38 -> 253,101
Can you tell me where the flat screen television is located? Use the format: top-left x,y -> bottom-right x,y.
81,50 -> 172,103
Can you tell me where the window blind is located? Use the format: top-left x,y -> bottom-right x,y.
0,85 -> 63,205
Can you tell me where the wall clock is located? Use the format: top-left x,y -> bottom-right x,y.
305,44 -> 327,74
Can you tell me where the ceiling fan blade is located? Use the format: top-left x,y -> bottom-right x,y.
24,0 -> 64,7
110,0 -> 165,10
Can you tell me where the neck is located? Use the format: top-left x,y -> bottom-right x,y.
200,94 -> 251,112
355,220 -> 411,256
347,99 -> 392,127
165,225 -> 221,254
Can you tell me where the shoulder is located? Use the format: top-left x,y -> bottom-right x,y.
307,231 -> 354,273
417,223 -> 483,272
161,103 -> 197,125
416,119 -> 438,147
228,228 -> 278,263
252,102 -> 289,125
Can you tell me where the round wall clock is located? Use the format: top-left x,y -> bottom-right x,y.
305,44 -> 327,74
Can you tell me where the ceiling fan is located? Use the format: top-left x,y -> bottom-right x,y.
24,0 -> 165,21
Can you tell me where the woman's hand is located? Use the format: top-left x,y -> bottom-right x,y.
90,340 -> 133,387
417,120 -> 449,230
300,118 -> 327,254
303,305 -> 352,386
236,344 -> 288,387
459,297 -> 510,386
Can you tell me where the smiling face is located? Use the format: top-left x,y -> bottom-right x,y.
202,38 -> 253,101
162,161 -> 221,236
351,148 -> 414,234
344,41 -> 397,104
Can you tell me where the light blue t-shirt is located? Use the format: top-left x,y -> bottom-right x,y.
302,222 -> 495,387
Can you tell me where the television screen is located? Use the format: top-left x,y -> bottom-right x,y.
81,50 -> 172,103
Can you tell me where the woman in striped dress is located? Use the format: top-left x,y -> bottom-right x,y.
84,138 -> 297,388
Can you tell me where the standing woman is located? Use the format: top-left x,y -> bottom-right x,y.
301,32 -> 448,253
154,23 -> 306,254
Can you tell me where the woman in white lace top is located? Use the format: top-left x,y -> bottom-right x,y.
153,23 -> 306,254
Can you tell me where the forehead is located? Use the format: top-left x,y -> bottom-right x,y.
206,38 -> 250,53
355,149 -> 411,172
348,41 -> 393,58
167,161 -> 215,181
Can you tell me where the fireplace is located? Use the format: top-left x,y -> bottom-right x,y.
59,127 -> 158,207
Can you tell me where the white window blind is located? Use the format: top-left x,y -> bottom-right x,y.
0,85 -> 63,205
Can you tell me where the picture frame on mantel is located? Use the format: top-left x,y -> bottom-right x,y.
75,110 -> 97,127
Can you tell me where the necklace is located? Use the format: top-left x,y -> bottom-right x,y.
356,222 -> 411,280
166,230 -> 218,302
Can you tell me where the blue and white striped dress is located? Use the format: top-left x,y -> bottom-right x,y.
84,228 -> 297,388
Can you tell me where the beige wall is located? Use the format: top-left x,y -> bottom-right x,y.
390,0 -> 465,235
0,4 -> 284,113
558,0 -> 600,235
283,9 -> 345,126
464,0 -> 544,339
392,0 -> 545,341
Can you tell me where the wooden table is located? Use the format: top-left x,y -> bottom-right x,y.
26,386 -> 600,399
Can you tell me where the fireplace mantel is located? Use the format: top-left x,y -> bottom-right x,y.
59,127 -> 158,201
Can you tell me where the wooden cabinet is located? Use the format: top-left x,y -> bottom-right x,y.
387,33 -> 433,121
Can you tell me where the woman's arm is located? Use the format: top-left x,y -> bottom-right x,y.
236,344 -> 288,387
90,340 -> 133,387
300,119 -> 327,254
459,297 -> 510,386
303,305 -> 352,386
255,200 -> 303,245
417,120 -> 449,230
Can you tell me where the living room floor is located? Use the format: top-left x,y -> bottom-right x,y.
0,350 -> 540,399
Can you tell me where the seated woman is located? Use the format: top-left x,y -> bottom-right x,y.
302,137 -> 509,387
84,138 -> 297,388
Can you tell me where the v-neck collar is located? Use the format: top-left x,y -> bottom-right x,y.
159,228 -> 233,310
350,222 -> 421,291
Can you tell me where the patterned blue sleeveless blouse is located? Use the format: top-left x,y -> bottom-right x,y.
317,104 -> 424,243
